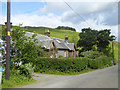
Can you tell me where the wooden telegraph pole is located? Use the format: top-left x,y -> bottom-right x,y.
5,0 -> 11,80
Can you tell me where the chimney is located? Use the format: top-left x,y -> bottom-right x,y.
44,29 -> 50,37
65,34 -> 68,41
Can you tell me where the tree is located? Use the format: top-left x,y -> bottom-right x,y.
97,29 -> 116,50
77,28 -> 116,56
96,29 -> 116,56
1,26 -> 46,68
77,28 -> 98,51
56,26 -> 76,31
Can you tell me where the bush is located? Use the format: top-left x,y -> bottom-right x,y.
58,55 -> 64,58
88,56 -> 113,69
34,57 -> 88,73
2,70 -> 35,88
18,63 -> 34,79
81,50 -> 105,59
33,56 -> 114,74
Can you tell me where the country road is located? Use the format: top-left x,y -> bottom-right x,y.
21,65 -> 119,88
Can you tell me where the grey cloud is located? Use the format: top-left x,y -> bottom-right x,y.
40,2 -> 118,26
103,10 -> 118,26
61,2 -> 118,25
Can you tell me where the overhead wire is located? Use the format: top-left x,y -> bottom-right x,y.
63,0 -> 93,28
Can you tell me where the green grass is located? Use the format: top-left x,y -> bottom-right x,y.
0,85 -> 2,90
24,26 -> 79,45
35,68 -> 95,75
2,72 -> 36,88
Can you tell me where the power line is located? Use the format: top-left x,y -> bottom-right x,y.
63,0 -> 92,28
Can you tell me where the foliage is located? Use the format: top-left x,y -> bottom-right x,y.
81,50 -> 105,59
1,26 -> 46,66
1,25 -> 46,81
97,30 -> 116,51
77,28 -> 116,56
34,57 -> 114,74
34,57 -> 88,73
58,55 -> 64,58
88,57 -> 114,69
18,63 -> 34,79
2,70 -> 36,88
56,26 -> 76,31
11,26 -> 46,64
77,28 -> 98,51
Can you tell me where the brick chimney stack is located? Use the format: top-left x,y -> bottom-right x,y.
65,34 -> 68,41
44,29 -> 50,37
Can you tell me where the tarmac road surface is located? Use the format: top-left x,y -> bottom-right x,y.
21,65 -> 118,88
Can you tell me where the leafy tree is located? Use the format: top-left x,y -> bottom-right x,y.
56,26 -> 76,31
1,26 -> 46,68
97,29 -> 116,51
96,29 -> 116,56
77,28 -> 116,56
77,28 -> 98,51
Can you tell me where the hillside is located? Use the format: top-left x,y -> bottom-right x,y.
112,41 -> 120,60
22,26 -> 120,60
24,26 -> 80,45
0,25 -> 120,60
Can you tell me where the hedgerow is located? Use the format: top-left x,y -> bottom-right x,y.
88,57 -> 114,69
33,57 -> 114,73
34,57 -> 88,73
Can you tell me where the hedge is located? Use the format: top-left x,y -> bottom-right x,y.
88,57 -> 114,69
33,57 -> 114,73
34,57 -> 88,73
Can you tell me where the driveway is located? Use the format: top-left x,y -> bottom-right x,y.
20,65 -> 118,88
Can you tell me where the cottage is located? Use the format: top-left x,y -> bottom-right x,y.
25,30 -> 79,58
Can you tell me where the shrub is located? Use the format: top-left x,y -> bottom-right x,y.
2,69 -> 35,88
34,56 -> 114,74
88,59 -> 104,69
81,50 -> 105,59
34,57 -> 88,73
18,63 -> 34,79
58,55 -> 64,58
88,56 -> 113,69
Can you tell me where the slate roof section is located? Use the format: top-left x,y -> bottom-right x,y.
25,32 -> 77,51
38,40 -> 53,49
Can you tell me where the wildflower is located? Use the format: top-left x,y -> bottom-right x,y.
111,60 -> 113,64
98,56 -> 102,58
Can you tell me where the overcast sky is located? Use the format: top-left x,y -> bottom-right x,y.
0,0 -> 119,41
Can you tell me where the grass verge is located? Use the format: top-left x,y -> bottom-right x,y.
1,72 -> 36,88
35,68 -> 96,76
